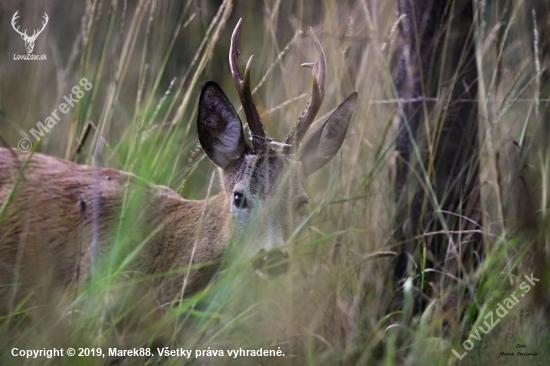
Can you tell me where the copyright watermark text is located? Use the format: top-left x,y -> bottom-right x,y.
18,78 -> 92,152
10,346 -> 285,360
451,272 -> 540,360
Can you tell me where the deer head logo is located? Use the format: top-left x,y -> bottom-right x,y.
11,11 -> 49,54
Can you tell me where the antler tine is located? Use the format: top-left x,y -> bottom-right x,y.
11,11 -> 18,28
230,18 -> 266,152
33,13 -> 49,38
284,27 -> 326,154
41,13 -> 49,30
11,11 -> 27,37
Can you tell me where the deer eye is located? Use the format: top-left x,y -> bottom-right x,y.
296,199 -> 309,215
233,192 -> 248,209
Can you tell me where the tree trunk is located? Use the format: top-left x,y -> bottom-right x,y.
393,0 -> 481,286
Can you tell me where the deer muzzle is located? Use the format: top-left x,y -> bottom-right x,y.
253,248 -> 289,277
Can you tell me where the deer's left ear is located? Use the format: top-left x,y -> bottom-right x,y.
298,92 -> 357,177
198,81 -> 247,169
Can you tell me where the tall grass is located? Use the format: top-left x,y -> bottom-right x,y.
0,0 -> 549,365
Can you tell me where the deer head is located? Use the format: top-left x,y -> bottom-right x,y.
197,19 -> 357,277
11,11 -> 49,54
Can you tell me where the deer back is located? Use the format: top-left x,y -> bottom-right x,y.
0,149 -> 232,304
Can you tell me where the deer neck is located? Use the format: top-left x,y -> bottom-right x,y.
152,189 -> 231,265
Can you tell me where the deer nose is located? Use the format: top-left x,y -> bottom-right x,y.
253,249 -> 289,277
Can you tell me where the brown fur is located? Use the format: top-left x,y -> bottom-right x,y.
0,148 -> 230,305
0,23 -> 357,311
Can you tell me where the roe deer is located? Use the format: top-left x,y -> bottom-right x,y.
0,19 -> 357,306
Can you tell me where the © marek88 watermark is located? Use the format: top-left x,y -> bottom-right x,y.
451,272 -> 540,360
18,78 -> 92,152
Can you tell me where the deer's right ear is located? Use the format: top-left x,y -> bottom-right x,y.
198,81 -> 247,169
298,92 -> 357,177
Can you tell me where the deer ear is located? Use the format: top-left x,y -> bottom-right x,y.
298,92 -> 357,177
198,81 -> 247,169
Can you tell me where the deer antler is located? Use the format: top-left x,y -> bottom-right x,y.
11,11 -> 26,37
11,11 -> 49,40
230,18 -> 266,152
31,13 -> 49,39
283,28 -> 326,154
